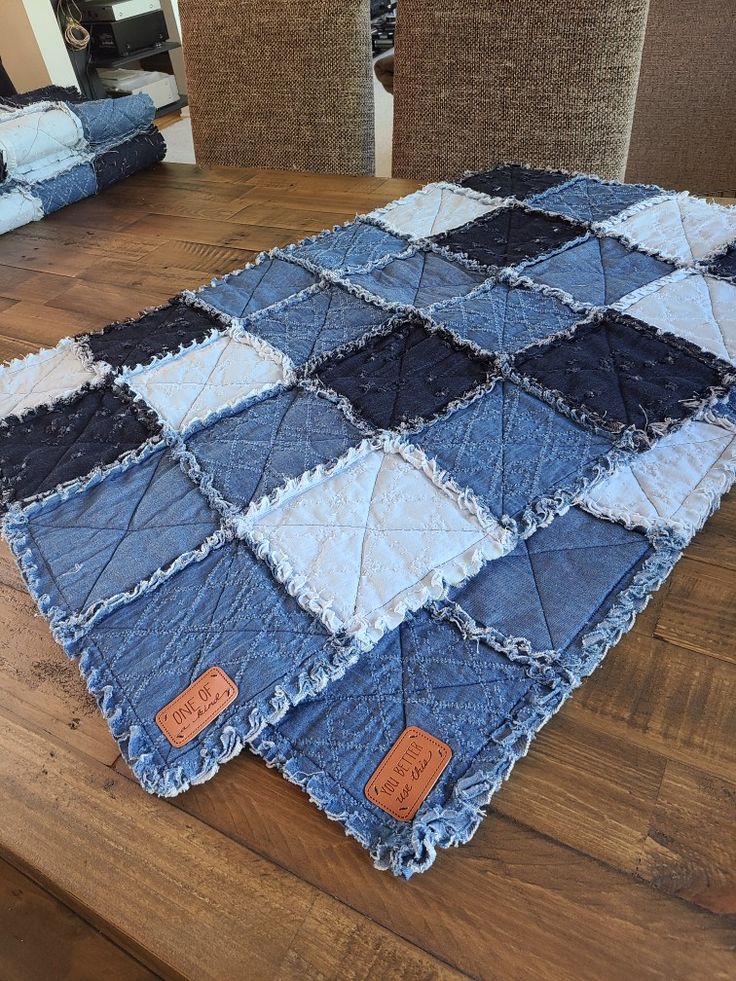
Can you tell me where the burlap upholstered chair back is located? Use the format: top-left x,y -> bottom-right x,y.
392,1 -> 650,182
626,0 -> 736,193
178,0 -> 375,175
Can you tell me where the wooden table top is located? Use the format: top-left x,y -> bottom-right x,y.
0,164 -> 734,981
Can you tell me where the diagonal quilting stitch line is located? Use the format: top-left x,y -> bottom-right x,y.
630,468 -> 669,518
351,454 -> 386,618
703,276 -> 732,359
674,200 -> 696,258
384,328 -> 412,426
167,339 -> 239,426
524,545 -> 558,650
428,188 -> 447,236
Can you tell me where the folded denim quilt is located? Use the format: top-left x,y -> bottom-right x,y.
0,86 -> 164,234
2,164 -> 736,878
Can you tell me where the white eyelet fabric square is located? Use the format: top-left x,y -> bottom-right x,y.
368,182 -> 506,239
0,338 -> 98,421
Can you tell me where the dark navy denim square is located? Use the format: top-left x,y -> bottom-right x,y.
0,385 -> 160,507
426,278 -> 580,354
79,536 -> 351,795
196,257 -> 319,319
513,312 -> 730,439
85,301 -> 223,371
528,176 -> 662,224
185,386 -> 363,512
432,205 -> 587,269
314,313 -> 496,430
410,380 -> 612,519
447,506 -> 652,651
707,243 -> 736,281
13,445 -> 219,623
522,235 -> 675,306
242,284 -> 388,367
284,220 -> 407,271
460,164 -> 570,200
341,249 -> 489,308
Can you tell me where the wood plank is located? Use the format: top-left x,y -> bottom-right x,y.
76,258 -> 205,297
0,857 -> 156,981
637,761 -> 736,914
99,182 -> 253,221
0,265 -> 72,303
685,493 -> 736,571
138,240 -> 257,277
654,558 -> 736,663
0,710 -> 462,981
123,212 -> 305,252
46,282 -> 168,325
1,223 -> 157,263
0,301 -> 99,346
0,333 -> 36,364
231,203 -> 356,232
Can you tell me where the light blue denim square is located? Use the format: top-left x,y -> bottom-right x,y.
196,257 -> 319,318
242,284 -> 389,366
34,162 -> 97,214
342,249 -> 489,308
426,278 -> 580,354
184,386 -> 363,513
13,445 -> 219,623
69,93 -> 154,146
284,220 -> 408,271
409,380 -> 612,520
528,176 -> 662,224
76,536 -> 354,795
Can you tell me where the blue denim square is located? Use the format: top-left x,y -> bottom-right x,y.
409,380 -> 612,519
426,279 -> 580,354
196,257 -> 319,319
184,386 -> 363,512
14,445 -> 219,622
528,176 -> 662,224
78,536 -> 351,794
522,235 -> 675,306
242,284 -> 389,366
34,163 -> 97,215
447,506 -> 652,651
284,220 -> 408,271
341,249 -> 489,308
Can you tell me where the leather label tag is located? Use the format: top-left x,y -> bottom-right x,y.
155,667 -> 238,748
364,726 -> 452,822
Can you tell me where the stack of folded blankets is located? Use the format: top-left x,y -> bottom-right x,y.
0,84 -> 165,236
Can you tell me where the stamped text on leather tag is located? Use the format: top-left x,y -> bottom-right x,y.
364,726 -> 453,821
155,667 -> 238,748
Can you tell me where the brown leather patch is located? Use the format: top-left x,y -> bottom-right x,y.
364,726 -> 452,821
155,667 -> 238,748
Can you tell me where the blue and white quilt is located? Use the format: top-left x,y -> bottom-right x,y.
2,163 -> 736,877
0,85 -> 165,235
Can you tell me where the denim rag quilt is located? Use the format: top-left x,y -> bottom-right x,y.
0,86 -> 165,236
2,163 -> 736,879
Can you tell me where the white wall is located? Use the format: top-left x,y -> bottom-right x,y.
1,1 -> 76,92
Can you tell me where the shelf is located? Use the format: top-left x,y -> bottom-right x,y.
91,40 -> 181,70
155,95 -> 188,119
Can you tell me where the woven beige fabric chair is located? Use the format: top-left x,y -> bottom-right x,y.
392,1 -> 650,182
178,0 -> 375,175
626,0 -> 736,193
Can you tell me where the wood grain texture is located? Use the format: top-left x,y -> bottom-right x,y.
0,165 -> 734,980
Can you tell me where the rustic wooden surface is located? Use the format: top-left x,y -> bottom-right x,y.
0,164 -> 735,981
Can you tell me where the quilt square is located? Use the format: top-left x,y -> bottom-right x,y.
528,175 -> 663,225
76,536 -> 355,795
425,278 -> 581,355
521,234 -> 675,307
123,332 -> 289,434
707,244 -> 736,281
183,386 -> 363,515
446,505 -> 652,652
237,283 -> 389,368
368,182 -> 504,238
432,205 -> 587,269
601,193 -> 736,263
84,301 -> 224,372
246,440 -> 511,646
283,220 -> 408,271
193,256 -> 319,319
7,444 -> 220,627
313,313 -> 496,431
339,247 -> 490,308
0,385 -> 160,508
459,163 -> 571,201
581,417 -> 736,537
409,380 -> 613,523
511,312 -> 731,442
616,269 -> 736,365
0,338 -> 97,421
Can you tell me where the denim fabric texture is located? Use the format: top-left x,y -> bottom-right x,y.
708,243 -> 736,280
2,163 -> 736,878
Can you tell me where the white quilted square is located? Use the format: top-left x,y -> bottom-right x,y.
247,441 -> 511,646
124,332 -> 289,433
370,182 -> 505,239
0,338 -> 97,421
581,418 -> 736,536
602,193 -> 736,263
617,270 -> 736,364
